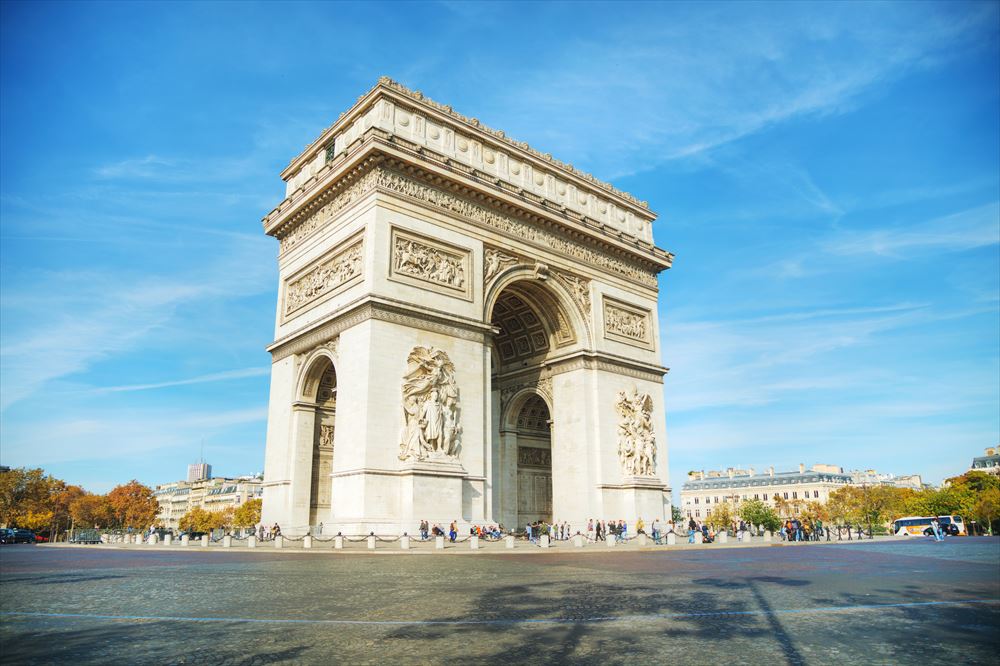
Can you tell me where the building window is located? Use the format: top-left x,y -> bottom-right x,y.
763,493 -> 768,501
813,490 -> 819,498
792,492 -> 798,499
754,494 -> 759,500
694,498 -> 699,504
783,492 -> 788,499
695,510 -> 700,518
714,497 -> 719,503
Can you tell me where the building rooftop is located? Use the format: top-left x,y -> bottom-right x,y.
683,468 -> 851,491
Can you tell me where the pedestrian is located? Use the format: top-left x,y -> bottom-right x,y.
526,522 -> 533,543
930,517 -> 943,542
587,519 -> 594,541
651,519 -> 661,544
636,517 -> 645,535
688,517 -> 697,543
449,520 -> 457,542
420,519 -> 429,540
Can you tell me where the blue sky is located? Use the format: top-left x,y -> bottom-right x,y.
1,1 -> 997,500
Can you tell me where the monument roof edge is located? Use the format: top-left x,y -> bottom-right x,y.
280,76 -> 655,217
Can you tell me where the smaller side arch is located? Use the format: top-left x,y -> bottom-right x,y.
295,347 -> 338,404
484,266 -> 593,350
502,387 -> 554,432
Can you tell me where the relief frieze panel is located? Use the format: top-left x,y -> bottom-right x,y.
602,296 -> 653,350
518,446 -> 552,468
390,228 -> 472,300
283,237 -> 364,319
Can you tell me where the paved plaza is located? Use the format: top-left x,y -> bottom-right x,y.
1,538 -> 998,664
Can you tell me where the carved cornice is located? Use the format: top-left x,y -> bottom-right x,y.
268,296 -> 492,361
543,350 -> 668,384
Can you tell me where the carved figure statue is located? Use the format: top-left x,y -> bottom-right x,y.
398,347 -> 462,462
615,387 -> 657,477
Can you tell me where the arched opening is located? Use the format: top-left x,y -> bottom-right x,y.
299,356 -> 337,529
488,276 -> 581,528
513,394 -> 552,526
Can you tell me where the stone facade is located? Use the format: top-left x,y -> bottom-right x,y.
260,78 -> 674,535
154,475 -> 263,531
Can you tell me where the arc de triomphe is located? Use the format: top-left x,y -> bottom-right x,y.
260,78 -> 674,535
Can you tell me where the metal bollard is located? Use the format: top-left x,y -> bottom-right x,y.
247,535 -> 256,548
470,536 -> 479,550
274,535 -> 283,549
505,535 -> 515,549
223,535 -> 232,548
303,535 -> 312,549
335,535 -> 344,550
401,535 -> 409,550
367,535 -> 376,550
435,536 -> 445,550
574,534 -> 584,548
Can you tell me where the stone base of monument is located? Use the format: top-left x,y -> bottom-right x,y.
601,477 -> 669,526
396,460 -> 468,534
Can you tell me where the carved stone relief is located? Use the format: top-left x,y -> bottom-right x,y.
483,247 -> 519,283
554,270 -> 591,315
616,387 -> 657,477
319,424 -> 335,450
279,169 -> 379,254
518,446 -> 552,468
398,347 -> 462,463
284,239 -> 363,318
603,297 -> 653,349
390,228 -> 471,299
498,377 -> 553,415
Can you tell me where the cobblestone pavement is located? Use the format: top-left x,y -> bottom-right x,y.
1,538 -> 997,665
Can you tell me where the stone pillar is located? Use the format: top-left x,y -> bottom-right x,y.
667,532 -> 676,545
303,535 -> 313,549
335,535 -> 344,549
470,536 -> 479,550
181,534 -> 190,547
274,535 -> 284,549
573,534 -> 583,548
435,536 -> 445,549
248,535 -> 256,548
505,535 -> 515,549
134,534 -> 142,545
607,536 -> 616,547
637,533 -> 647,547
540,534 -> 550,549
401,535 -> 409,550
201,535 -> 209,547
148,534 -> 157,545
764,531 -> 772,542
719,532 -> 728,544
164,535 -> 173,546
695,531 -> 703,544
744,533 -> 752,544
223,535 -> 232,548
367,535 -> 376,550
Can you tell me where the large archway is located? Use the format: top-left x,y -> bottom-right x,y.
488,276 -> 583,529
297,355 -> 337,530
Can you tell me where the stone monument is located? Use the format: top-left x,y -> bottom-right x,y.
260,78 -> 674,535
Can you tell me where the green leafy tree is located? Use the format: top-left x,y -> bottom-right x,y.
738,499 -> 782,532
706,501 -> 736,531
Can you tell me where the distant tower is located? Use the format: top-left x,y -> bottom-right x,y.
187,462 -> 212,482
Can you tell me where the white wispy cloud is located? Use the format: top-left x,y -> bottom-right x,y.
92,367 -> 271,393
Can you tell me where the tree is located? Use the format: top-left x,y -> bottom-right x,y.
232,499 -> 262,529
706,501 -> 736,531
179,506 -> 233,533
70,494 -> 114,528
972,487 -> 1000,535
106,480 -> 158,530
738,499 -> 782,532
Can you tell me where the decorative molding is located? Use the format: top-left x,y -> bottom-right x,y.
398,347 -> 462,463
269,298 -> 491,362
370,166 -> 659,287
389,227 -> 472,300
616,387 -> 657,477
518,446 -> 552,468
553,270 -> 592,316
282,235 -> 364,320
483,246 -> 519,283
602,296 -> 653,350
278,166 -> 380,254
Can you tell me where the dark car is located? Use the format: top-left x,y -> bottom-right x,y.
924,523 -> 959,537
1,529 -> 37,544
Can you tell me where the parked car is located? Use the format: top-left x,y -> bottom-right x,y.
0,528 -> 37,544
34,533 -> 49,543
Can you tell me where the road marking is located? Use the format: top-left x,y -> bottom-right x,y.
1,599 -> 997,627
